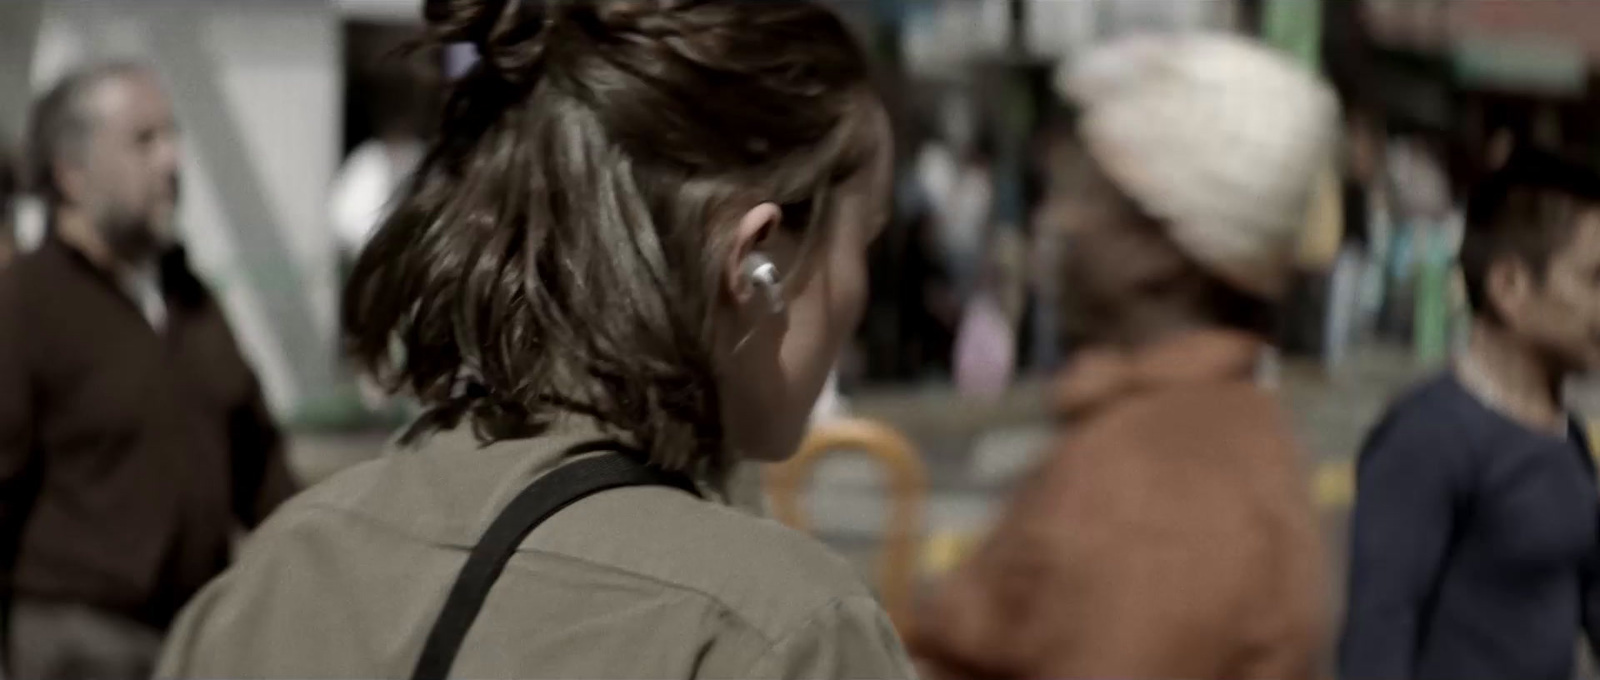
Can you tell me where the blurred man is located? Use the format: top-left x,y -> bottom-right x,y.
0,63 -> 297,679
909,34 -> 1336,679
1340,145 -> 1600,680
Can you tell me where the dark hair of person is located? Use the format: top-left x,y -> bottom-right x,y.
26,62 -> 150,209
342,0 -> 878,481
1461,144 -> 1600,321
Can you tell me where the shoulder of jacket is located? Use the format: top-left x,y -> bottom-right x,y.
531,486 -> 875,641
743,594 -> 913,679
1358,374 -> 1486,476
1375,375 -> 1482,441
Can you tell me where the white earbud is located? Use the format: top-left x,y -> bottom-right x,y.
743,254 -> 784,314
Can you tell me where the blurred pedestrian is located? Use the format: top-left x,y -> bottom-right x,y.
154,1 -> 910,678
910,34 -> 1337,680
331,67 -> 434,418
329,70 -> 428,275
918,91 -> 993,306
1340,144 -> 1600,680
0,63 -> 297,679
1322,109 -> 1386,371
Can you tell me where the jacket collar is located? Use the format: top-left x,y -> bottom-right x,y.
1054,329 -> 1266,418
42,234 -> 208,311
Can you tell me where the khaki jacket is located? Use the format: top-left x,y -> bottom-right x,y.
911,330 -> 1327,680
156,421 -> 913,679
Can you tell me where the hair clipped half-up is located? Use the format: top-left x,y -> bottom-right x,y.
427,0 -> 553,87
343,0 -> 878,486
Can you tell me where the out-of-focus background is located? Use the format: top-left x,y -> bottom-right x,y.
6,0 -> 1600,637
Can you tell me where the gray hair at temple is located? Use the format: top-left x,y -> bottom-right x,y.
25,61 -> 152,208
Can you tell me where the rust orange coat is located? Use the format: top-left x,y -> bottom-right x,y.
912,330 -> 1328,680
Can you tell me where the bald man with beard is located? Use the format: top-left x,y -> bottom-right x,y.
0,63 -> 296,679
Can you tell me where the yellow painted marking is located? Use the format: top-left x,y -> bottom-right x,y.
921,530 -> 980,577
1315,459 -> 1356,511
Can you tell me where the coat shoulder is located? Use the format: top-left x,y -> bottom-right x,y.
532,484 -> 876,639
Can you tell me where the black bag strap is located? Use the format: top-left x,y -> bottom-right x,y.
410,443 -> 697,680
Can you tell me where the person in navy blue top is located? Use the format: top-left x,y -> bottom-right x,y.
1341,144 -> 1600,680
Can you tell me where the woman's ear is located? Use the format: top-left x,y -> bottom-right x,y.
1486,255 -> 1533,325
723,201 -> 783,305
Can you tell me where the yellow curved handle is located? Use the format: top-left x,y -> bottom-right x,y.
765,418 -> 927,633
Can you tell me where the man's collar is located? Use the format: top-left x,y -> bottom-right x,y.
44,232 -> 205,310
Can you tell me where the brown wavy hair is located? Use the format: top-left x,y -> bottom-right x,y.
342,0 -> 878,480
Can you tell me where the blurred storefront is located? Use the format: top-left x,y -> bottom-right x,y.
1363,0 -> 1600,157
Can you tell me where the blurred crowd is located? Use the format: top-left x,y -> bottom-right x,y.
4,1 -> 1600,679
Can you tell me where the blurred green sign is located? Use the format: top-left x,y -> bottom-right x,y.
1453,39 -> 1586,95
1263,0 -> 1323,68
